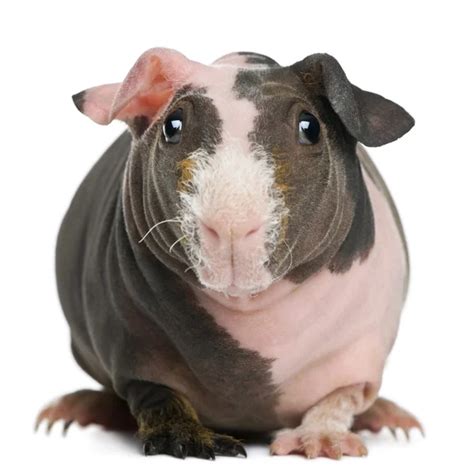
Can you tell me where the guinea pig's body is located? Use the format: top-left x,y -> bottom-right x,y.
38,49 -> 422,459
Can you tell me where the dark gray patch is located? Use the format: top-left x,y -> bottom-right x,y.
237,51 -> 280,67
57,88 -> 280,432
233,66 -> 376,282
72,90 -> 86,112
129,85 -> 224,283
129,115 -> 150,138
114,210 -> 280,428
328,156 -> 375,273
155,85 -> 223,157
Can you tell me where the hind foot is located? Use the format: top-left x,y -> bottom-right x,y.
35,389 -> 136,435
351,397 -> 424,439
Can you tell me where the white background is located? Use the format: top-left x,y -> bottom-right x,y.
1,0 -> 473,472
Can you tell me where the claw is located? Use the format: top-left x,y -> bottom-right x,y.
327,449 -> 343,460
235,444 -> 247,458
389,427 -> 397,439
143,440 -> 154,456
46,420 -> 55,434
35,408 -> 49,432
359,445 -> 369,456
325,441 -> 343,460
63,420 -> 73,436
34,418 -> 42,432
172,443 -> 187,459
402,428 -> 410,441
202,446 -> 216,460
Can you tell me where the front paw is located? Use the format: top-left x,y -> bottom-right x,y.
270,428 -> 367,459
141,421 -> 246,460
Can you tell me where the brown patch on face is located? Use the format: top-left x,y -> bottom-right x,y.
272,149 -> 291,192
176,156 -> 196,193
272,155 -> 292,245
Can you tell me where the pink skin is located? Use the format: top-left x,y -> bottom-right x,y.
192,164 -> 407,427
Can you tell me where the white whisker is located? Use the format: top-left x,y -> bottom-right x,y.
169,235 -> 186,254
283,241 -> 295,275
138,218 -> 180,243
273,239 -> 297,281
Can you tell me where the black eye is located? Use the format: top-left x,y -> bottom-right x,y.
298,111 -> 320,145
163,108 -> 183,144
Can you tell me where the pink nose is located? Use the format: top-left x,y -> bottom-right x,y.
199,217 -> 264,246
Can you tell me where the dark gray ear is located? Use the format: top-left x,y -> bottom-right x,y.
291,54 -> 414,147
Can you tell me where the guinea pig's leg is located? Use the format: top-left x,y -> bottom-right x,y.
351,397 -> 424,439
35,389 -> 136,434
270,384 -> 369,459
124,381 -> 247,459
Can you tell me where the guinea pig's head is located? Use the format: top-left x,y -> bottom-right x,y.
74,48 -> 414,298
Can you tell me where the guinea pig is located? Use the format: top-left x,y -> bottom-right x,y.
36,48 -> 422,460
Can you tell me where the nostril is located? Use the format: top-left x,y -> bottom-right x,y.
199,218 -> 263,243
200,221 -> 220,241
244,224 -> 263,238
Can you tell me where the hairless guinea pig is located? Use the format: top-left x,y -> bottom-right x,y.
36,48 -> 423,459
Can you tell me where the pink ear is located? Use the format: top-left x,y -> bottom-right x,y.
73,48 -> 196,126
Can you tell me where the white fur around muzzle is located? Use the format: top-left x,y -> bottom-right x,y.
178,143 -> 288,296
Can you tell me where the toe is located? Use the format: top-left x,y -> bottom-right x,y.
198,445 -> 216,460
341,432 -> 368,456
300,435 -> 323,459
270,430 -> 302,455
143,435 -> 168,456
320,436 -> 343,460
213,434 -> 247,457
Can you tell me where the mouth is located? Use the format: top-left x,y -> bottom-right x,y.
219,283 -> 267,298
197,266 -> 273,298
